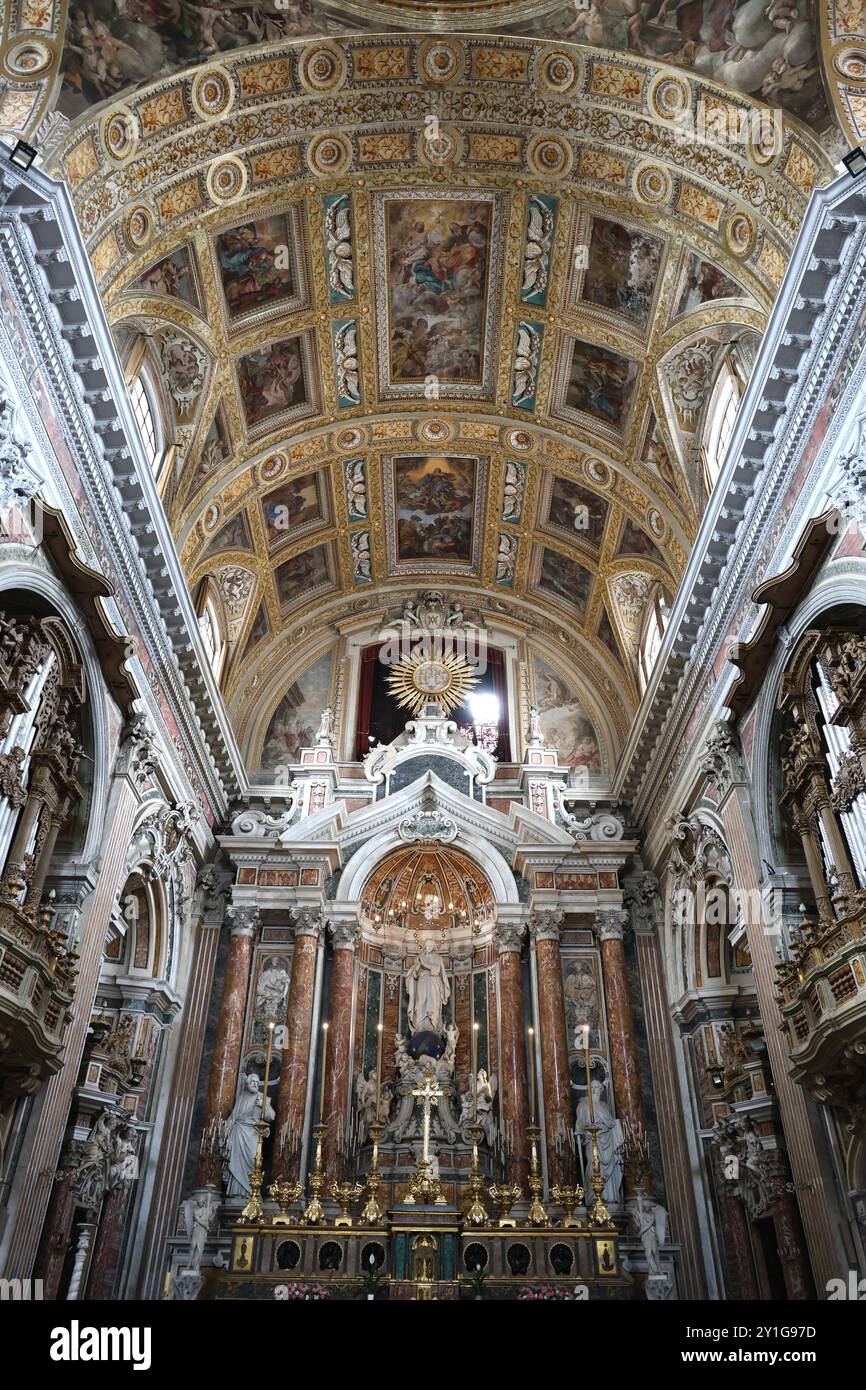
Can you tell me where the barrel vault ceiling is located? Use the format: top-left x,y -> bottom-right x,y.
0,14 -> 847,772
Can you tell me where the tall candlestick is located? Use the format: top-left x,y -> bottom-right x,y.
319,1021 -> 329,1124
261,1020 -> 275,1119
375,1021 -> 383,1119
582,1023 -> 594,1123
472,1020 -> 479,1123
528,1026 -> 536,1124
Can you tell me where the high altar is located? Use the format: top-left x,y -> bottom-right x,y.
170,651 -> 666,1301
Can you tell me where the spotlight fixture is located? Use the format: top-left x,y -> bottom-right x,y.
843,146 -> 866,179
8,140 -> 37,171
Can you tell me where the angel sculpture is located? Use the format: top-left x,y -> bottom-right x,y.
182,1188 -> 221,1273
521,196 -> 554,300
325,194 -> 354,299
631,1191 -> 667,1278
334,320 -> 360,405
512,323 -> 541,408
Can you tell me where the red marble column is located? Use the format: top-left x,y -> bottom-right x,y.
530,910 -> 573,1188
33,1167 -> 78,1299
496,920 -> 529,1186
274,910 -> 323,1179
85,1182 -> 130,1300
596,907 -> 646,1197
322,919 -> 359,1181
196,904 -> 258,1185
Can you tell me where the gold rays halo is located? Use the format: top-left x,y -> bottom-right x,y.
385,650 -> 479,718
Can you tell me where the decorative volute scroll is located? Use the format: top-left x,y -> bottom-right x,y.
552,785 -> 625,841
699,720 -> 746,797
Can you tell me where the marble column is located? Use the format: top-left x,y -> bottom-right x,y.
275,910 -> 324,1180
196,904 -> 258,1185
33,1166 -> 78,1299
85,1182 -> 130,1300
496,921 -> 529,1186
135,865 -> 230,1298
322,919 -> 359,1181
596,907 -> 646,1197
627,870 -> 709,1297
530,909 -> 574,1188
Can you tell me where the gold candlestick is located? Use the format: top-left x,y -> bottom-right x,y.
303,1122 -> 328,1225
550,1183 -> 585,1229
319,1021 -> 329,1123
525,1123 -> 549,1227
239,1121 -> 270,1225
360,1118 -> 388,1226
463,1121 -> 489,1227
374,1020 -> 383,1120
528,1026 -> 537,1124
331,1179 -> 364,1227
261,1020 -> 275,1119
268,1178 -> 303,1225
488,1181 -> 521,1228
586,1124 -> 615,1229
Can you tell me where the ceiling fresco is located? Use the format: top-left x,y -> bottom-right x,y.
0,14 -> 850,773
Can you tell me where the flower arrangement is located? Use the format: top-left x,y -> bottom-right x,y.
276,1282 -> 330,1300
518,1284 -> 582,1300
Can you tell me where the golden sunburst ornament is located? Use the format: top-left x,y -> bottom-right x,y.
386,651 -> 479,718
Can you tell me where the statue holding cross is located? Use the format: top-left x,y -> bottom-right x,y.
405,1075 -> 447,1206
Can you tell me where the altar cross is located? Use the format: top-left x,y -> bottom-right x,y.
411,1075 -> 443,1167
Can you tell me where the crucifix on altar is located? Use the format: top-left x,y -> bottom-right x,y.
405,1075 -> 447,1206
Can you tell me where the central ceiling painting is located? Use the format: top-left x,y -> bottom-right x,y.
374,191 -> 506,402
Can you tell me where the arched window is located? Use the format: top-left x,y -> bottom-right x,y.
702,359 -> 740,493
638,586 -> 669,692
196,586 -> 227,684
128,369 -> 163,474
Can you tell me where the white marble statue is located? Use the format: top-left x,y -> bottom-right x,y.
224,1073 -> 274,1198
316,704 -> 334,747
444,1021 -> 459,1070
394,1032 -> 412,1079
182,1188 -> 221,1273
527,703 -> 544,746
575,1077 -> 624,1205
404,937 -> 450,1036
255,955 -> 290,1024
631,1191 -> 667,1277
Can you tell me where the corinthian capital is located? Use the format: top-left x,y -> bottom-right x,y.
529,907 -> 564,943
295,908 -> 325,940
328,917 -> 360,950
495,919 -> 526,954
594,908 -> 628,942
227,904 -> 259,937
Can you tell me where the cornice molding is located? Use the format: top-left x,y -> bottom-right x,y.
615,172 -> 866,815
0,160 -> 243,811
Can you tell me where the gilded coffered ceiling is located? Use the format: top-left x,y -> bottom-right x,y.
0,14 -> 848,770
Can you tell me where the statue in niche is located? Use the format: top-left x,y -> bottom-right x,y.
404,937 -> 450,1037
355,1068 -> 393,1144
564,962 -> 599,1035
255,955 -> 290,1024
575,1076 -> 624,1205
460,1069 -> 498,1146
224,1073 -> 274,1198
